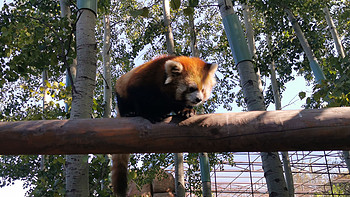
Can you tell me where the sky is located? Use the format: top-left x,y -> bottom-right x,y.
0,0 -> 313,196
0,181 -> 27,196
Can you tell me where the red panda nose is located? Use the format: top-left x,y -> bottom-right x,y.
195,97 -> 202,103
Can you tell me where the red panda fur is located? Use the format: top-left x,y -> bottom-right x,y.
112,55 -> 217,196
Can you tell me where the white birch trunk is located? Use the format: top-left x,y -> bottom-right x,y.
323,7 -> 345,58
59,2 -> 88,196
162,1 -> 185,196
322,6 -> 350,173
285,8 -> 325,83
219,1 -> 288,196
189,14 -> 199,57
162,0 -> 175,55
60,0 -> 71,18
242,2 -> 263,93
66,8 -> 97,197
42,70 -> 50,114
103,14 -> 112,118
285,9 -> 316,63
242,3 -> 255,57
266,34 -> 294,196
188,13 -> 211,196
40,70 -> 49,170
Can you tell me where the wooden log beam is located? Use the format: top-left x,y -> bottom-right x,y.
1,107 -> 350,155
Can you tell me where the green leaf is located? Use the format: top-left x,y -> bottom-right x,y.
141,7 -> 149,17
130,9 -> 142,17
306,97 -> 311,105
129,7 -> 149,18
170,0 -> 181,10
189,0 -> 199,7
298,91 -> 306,100
183,7 -> 194,16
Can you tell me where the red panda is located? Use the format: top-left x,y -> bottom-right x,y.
112,55 -> 218,196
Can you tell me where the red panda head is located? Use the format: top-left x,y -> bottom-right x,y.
164,56 -> 218,107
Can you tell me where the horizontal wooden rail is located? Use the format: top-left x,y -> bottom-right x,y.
1,107 -> 350,155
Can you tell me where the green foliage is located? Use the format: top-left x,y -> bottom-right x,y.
247,0 -> 349,109
0,0 -> 76,85
129,7 -> 149,17
0,155 -> 66,196
170,0 -> 181,10
89,155 -> 113,196
129,153 -> 173,188
315,177 -> 350,196
306,57 -> 350,108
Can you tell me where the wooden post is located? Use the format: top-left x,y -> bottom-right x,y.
1,107 -> 350,154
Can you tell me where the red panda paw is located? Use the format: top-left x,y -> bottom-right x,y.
178,108 -> 196,119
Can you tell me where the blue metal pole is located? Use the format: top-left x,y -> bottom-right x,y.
309,59 -> 326,84
222,14 -> 252,63
218,0 -> 252,64
285,8 -> 326,84
200,153 -> 211,197
77,0 -> 97,14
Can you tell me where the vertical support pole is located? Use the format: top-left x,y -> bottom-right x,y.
200,153 -> 211,197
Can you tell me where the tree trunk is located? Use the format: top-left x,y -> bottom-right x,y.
2,107 -> 350,154
266,33 -> 295,197
103,14 -> 112,118
322,6 -> 350,173
323,7 -> 345,58
162,0 -> 185,196
65,6 -> 97,197
188,12 -> 212,196
60,0 -> 76,113
266,33 -> 282,111
218,1 -> 288,196
242,2 -> 263,93
162,0 -> 175,55
42,70 -> 49,116
285,8 -> 325,83
40,70 -> 49,170
189,13 -> 199,57
242,3 -> 255,57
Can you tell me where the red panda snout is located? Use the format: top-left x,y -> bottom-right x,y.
186,90 -> 204,106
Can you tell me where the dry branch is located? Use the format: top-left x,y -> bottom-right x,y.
1,107 -> 350,155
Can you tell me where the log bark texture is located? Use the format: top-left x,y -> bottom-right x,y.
1,107 -> 350,155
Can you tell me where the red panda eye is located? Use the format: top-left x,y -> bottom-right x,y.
188,86 -> 197,92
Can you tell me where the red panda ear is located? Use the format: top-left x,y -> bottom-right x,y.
208,63 -> 218,75
164,60 -> 183,84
